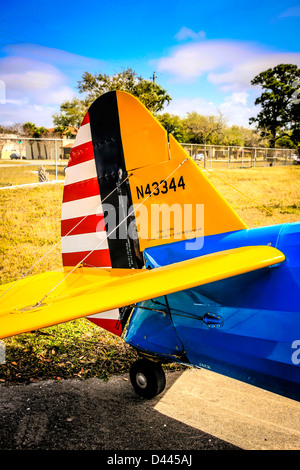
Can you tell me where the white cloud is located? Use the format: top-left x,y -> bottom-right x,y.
279,6 -> 300,17
0,43 -> 108,126
0,43 -> 107,127
3,43 -> 105,73
0,55 -> 76,126
163,96 -> 217,116
156,39 -> 300,90
161,91 -> 258,127
0,102 -> 58,127
208,53 -> 300,91
175,27 -> 206,41
219,92 -> 258,126
0,56 -> 75,100
156,40 -> 254,82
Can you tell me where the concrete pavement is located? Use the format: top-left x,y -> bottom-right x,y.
0,368 -> 299,451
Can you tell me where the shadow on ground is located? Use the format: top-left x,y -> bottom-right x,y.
0,371 -> 239,450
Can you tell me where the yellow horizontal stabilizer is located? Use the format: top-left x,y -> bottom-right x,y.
0,246 -> 284,339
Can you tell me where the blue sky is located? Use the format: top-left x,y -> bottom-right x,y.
0,0 -> 299,128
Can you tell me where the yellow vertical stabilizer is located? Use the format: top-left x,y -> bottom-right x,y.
116,90 -> 247,251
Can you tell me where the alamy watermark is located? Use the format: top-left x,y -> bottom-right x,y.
0,341 -> 5,364
0,80 -> 5,105
96,197 -> 205,251
291,79 -> 300,105
291,340 -> 300,365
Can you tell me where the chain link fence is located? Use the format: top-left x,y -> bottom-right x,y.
181,143 -> 298,169
0,136 -> 72,188
0,136 -> 298,188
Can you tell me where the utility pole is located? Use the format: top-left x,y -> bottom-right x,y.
151,72 -> 157,83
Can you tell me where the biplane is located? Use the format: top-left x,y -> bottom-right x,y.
0,91 -> 299,401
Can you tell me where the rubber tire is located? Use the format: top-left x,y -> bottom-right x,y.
129,359 -> 166,399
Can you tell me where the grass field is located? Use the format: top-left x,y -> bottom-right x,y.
0,164 -> 299,384
0,162 -> 65,187
204,165 -> 300,227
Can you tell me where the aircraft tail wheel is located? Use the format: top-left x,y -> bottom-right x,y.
129,359 -> 166,399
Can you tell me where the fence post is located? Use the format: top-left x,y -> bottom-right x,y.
227,147 -> 230,169
54,140 -> 58,180
254,148 -> 257,168
241,147 -> 244,168
202,144 -> 205,169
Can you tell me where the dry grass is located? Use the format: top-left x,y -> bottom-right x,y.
0,184 -> 63,284
0,163 -> 65,187
204,165 -> 300,227
0,165 -> 299,384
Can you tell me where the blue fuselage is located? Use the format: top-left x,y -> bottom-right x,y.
125,222 -> 300,401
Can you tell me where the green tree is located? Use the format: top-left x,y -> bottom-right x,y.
220,125 -> 245,147
77,69 -> 137,102
220,125 -> 269,147
53,68 -> 172,129
23,123 -> 49,159
157,113 -> 187,141
23,122 -> 48,138
23,122 -> 38,136
52,98 -> 89,131
249,64 -> 300,147
183,111 -> 226,144
78,68 -> 172,114
275,134 -> 295,149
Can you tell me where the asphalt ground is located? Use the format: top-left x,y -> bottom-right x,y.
0,367 -> 299,458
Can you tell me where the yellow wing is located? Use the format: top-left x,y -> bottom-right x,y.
0,246 -> 284,339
